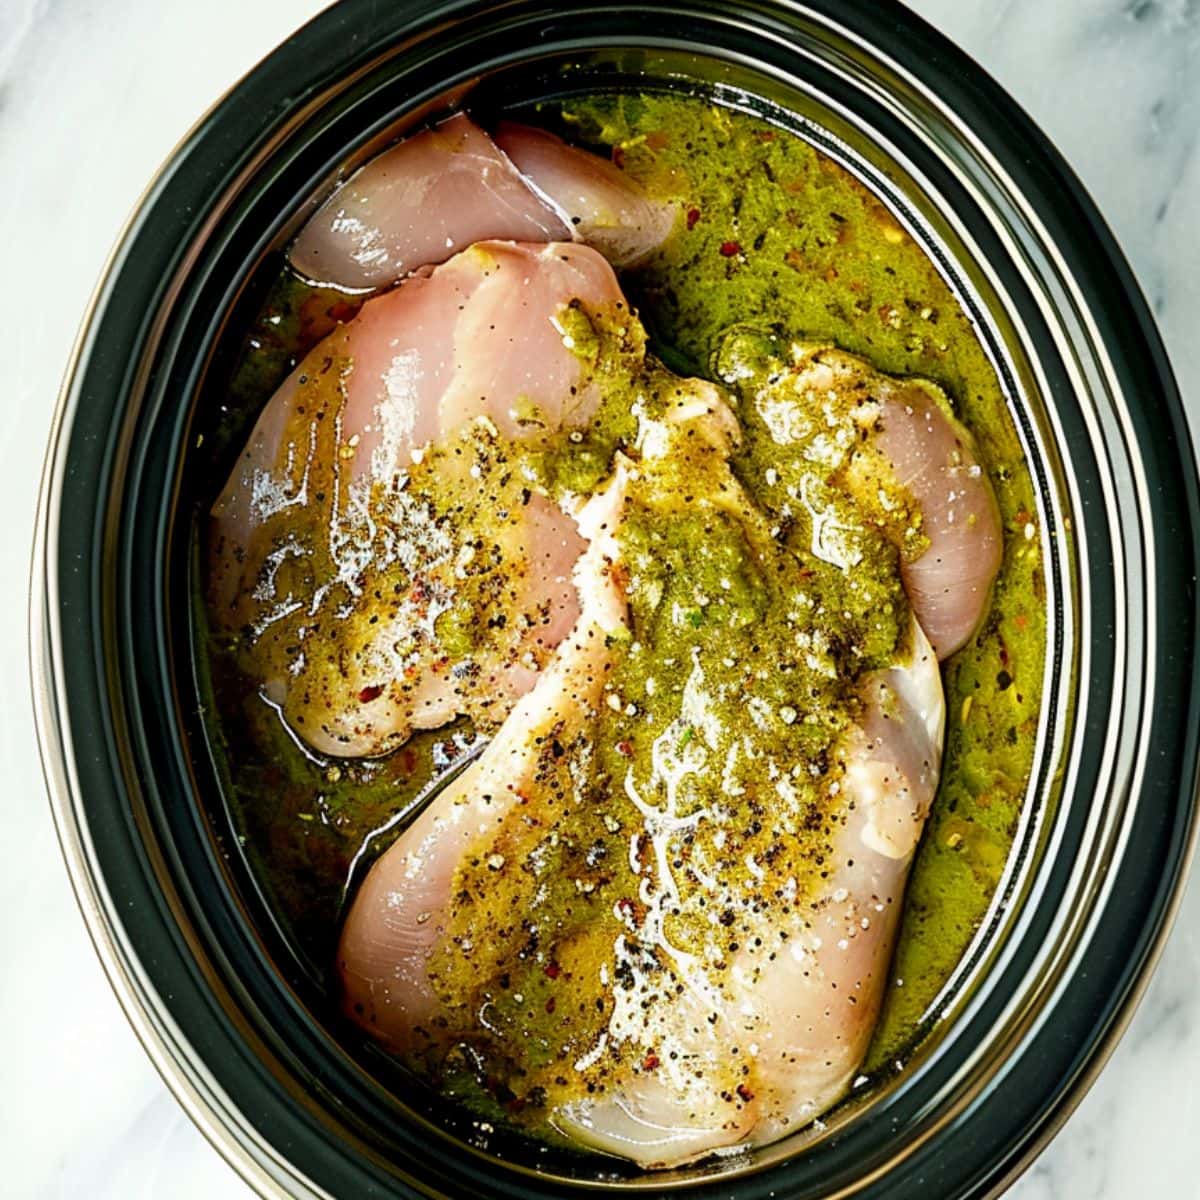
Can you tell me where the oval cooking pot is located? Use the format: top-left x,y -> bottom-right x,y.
31,1 -> 1200,1198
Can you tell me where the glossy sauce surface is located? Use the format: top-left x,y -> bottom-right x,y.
198,91 -> 1044,1144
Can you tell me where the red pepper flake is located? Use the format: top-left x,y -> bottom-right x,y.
357,684 -> 383,703
686,207 -> 701,230
616,740 -> 634,757
719,240 -> 742,258
327,298 -> 360,324
545,997 -> 556,1014
737,1083 -> 755,1102
642,1053 -> 660,1072
545,961 -> 561,980
296,293 -> 365,348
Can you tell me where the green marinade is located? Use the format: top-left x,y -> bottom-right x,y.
200,91 -> 1044,1111
551,92 -> 1044,1060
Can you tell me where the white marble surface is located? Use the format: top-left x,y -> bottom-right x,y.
1,0 -> 1197,1196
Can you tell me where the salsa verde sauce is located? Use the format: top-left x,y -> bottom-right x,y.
199,90 -> 1044,1131
554,93 -> 1045,1068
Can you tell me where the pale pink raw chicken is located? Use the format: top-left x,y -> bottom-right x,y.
336,393 -> 948,1167
495,121 -> 678,268
290,114 -> 676,291
782,346 -> 1003,659
337,467 -> 631,1051
290,114 -> 572,290
554,618 -> 944,1163
874,384 -> 1003,658
210,241 -> 627,758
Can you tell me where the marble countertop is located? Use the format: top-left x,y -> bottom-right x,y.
2,1 -> 1197,1196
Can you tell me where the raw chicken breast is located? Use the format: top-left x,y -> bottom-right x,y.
749,620 -> 942,1142
799,346 -> 1002,658
336,374 -> 946,1167
338,467 -> 631,1048
733,341 -> 1003,660
873,382 -> 1003,658
556,618 -> 943,1164
290,114 -> 572,290
290,114 -> 677,291
209,241 -> 627,758
495,121 -> 678,268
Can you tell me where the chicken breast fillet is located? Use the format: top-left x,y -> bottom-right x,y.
291,113 -> 674,291
337,385 -> 946,1167
209,241 -> 628,757
338,466 -> 632,1048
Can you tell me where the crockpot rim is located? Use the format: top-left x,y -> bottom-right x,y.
30,1 -> 1200,1198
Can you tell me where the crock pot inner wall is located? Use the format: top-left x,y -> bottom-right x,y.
175,40 -> 1070,1193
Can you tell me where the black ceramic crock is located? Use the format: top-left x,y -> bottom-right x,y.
30,1 -> 1200,1197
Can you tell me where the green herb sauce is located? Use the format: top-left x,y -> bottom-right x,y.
200,90 -> 1044,1114
553,94 -> 1044,1062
